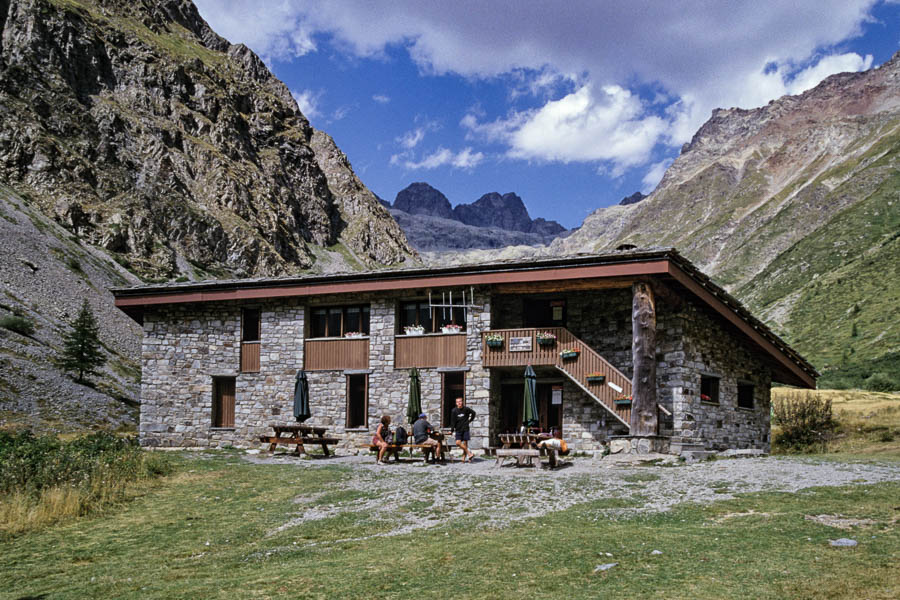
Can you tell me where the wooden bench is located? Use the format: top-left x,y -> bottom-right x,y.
365,443 -> 447,463
261,435 -> 341,455
495,447 -> 558,469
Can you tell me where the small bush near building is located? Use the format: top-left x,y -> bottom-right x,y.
0,431 -> 172,537
863,372 -> 898,392
772,390 -> 836,453
0,315 -> 35,336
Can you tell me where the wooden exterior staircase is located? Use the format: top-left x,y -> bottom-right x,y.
482,327 -> 632,429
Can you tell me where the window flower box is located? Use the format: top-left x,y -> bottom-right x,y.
344,331 -> 364,338
614,395 -> 633,407
485,334 -> 504,349
559,348 -> 580,360
441,324 -> 463,334
536,332 -> 557,346
586,373 -> 606,384
404,325 -> 425,336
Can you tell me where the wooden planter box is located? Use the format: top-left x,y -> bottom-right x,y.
486,339 -> 504,349
537,338 -> 556,347
614,399 -> 632,407
586,375 -> 606,384
559,351 -> 580,360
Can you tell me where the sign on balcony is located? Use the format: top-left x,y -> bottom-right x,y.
509,336 -> 533,352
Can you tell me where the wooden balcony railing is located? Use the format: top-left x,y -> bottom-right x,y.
304,338 -> 369,371
482,327 -> 632,426
395,333 -> 467,369
240,341 -> 260,373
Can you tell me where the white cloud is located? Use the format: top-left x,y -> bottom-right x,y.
397,128 -> 425,149
199,1 -> 879,170
641,158 -> 675,193
194,0 -> 316,63
392,147 -> 484,170
372,94 -> 391,104
291,89 -> 321,119
465,85 -> 666,174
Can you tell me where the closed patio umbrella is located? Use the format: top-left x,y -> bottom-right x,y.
407,367 -> 422,425
293,370 -> 311,423
523,365 -> 539,430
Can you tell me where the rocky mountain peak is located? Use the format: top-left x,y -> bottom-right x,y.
393,182 -> 454,219
453,192 -> 532,232
0,0 -> 416,279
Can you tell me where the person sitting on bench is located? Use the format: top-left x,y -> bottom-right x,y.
537,428 -> 570,455
373,415 -> 392,465
412,412 -> 444,463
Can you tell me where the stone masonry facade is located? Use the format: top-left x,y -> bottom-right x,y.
139,282 -> 770,453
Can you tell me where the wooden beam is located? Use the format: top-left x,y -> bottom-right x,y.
630,281 -> 658,436
493,278 -> 635,294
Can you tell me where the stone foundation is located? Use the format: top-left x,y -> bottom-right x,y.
609,435 -> 671,455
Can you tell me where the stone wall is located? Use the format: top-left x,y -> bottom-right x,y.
490,286 -> 770,452
139,288 -> 492,451
138,282 -> 771,453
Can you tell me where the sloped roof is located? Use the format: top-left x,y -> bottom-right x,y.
112,248 -> 818,388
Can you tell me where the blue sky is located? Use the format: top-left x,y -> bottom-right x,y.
195,1 -> 900,229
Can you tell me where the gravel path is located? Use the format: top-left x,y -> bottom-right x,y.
244,452 -> 900,545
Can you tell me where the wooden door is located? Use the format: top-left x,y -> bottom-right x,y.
538,383 -> 562,434
213,377 -> 235,428
500,383 -> 523,434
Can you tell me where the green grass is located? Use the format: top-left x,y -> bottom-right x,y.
1,451 -> 898,599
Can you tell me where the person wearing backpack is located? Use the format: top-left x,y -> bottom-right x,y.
373,415 -> 392,464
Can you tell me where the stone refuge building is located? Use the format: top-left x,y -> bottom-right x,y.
112,249 -> 817,455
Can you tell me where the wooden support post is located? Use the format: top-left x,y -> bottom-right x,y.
631,281 -> 658,436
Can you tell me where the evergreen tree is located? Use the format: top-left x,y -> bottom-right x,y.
59,300 -> 106,384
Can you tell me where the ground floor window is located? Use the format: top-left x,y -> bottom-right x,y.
212,377 -> 235,428
700,375 -> 720,404
442,371 -> 465,428
346,374 -> 368,429
737,382 -> 754,409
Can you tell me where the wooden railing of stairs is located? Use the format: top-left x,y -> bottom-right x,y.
482,327 -> 632,429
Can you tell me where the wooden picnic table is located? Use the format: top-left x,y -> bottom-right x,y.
496,432 -> 557,469
259,423 -> 340,456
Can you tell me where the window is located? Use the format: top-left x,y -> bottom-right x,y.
441,372 -> 465,428
242,308 -> 260,342
309,305 -> 370,337
212,377 -> 235,428
400,300 -> 466,333
346,374 -> 368,429
700,375 -> 720,404
738,383 -> 754,409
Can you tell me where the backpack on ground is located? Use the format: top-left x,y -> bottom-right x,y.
393,426 -> 408,445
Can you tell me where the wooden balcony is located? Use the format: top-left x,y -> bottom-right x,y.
304,338 -> 369,371
482,327 -> 633,426
395,333 -> 467,369
240,341 -> 260,373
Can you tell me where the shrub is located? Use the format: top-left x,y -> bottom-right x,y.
0,315 -> 35,336
0,431 -> 173,536
863,372 -> 898,393
772,390 -> 836,453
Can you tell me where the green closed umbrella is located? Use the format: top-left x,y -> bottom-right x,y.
293,370 -> 311,423
523,365 -> 539,429
407,367 -> 422,425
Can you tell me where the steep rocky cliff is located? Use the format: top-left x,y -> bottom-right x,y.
388,182 -> 567,251
553,55 -> 900,386
0,0 -> 418,429
0,0 -> 417,280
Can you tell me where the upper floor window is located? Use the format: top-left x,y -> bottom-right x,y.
399,300 -> 466,333
242,308 -> 260,342
309,305 -> 370,338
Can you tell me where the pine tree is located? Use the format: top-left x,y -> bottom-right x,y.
59,300 -> 106,384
